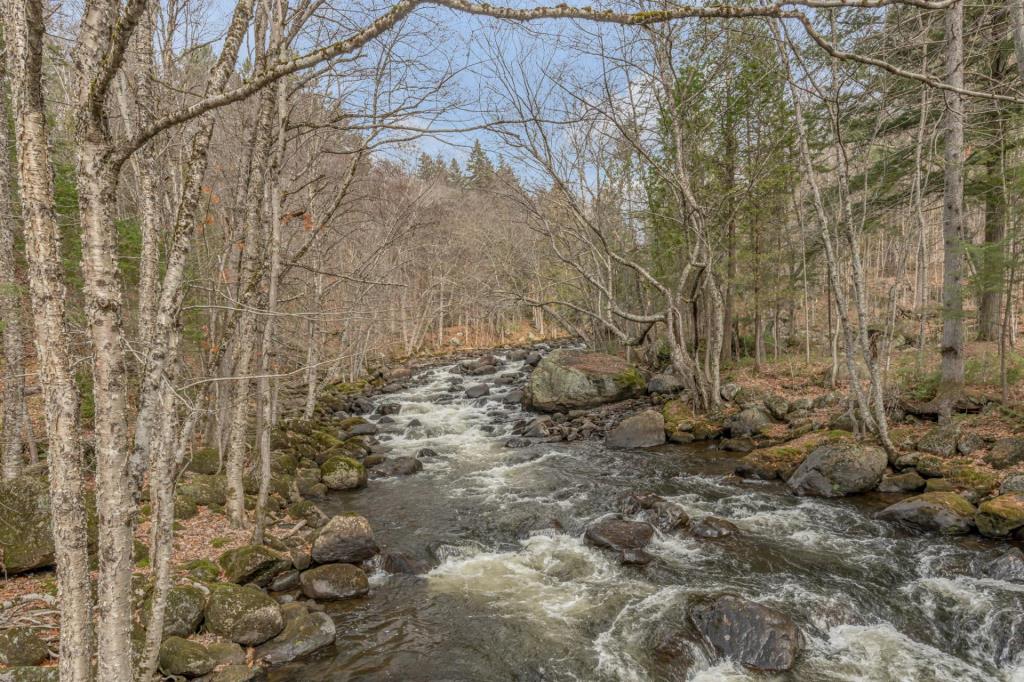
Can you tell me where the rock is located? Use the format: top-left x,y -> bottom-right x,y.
287,500 -> 328,529
186,559 -> 221,582
689,594 -> 804,672
187,447 -> 222,475
618,492 -> 690,532
319,456 -> 367,491
0,628 -> 48,666
691,517 -> 738,539
1001,474 -> 1024,494
380,551 -> 430,575
583,517 -> 654,551
525,351 -> 542,366
417,447 -> 439,458
377,403 -> 401,415
503,389 -> 525,404
196,664 -> 267,682
975,493 -> 1024,538
764,396 -> 789,421
465,384 -> 490,398
505,437 -> 531,448
736,431 -> 851,482
0,668 -> 58,682
720,437 -> 754,453
349,423 -> 378,436
984,437 -> 1024,469
618,549 -> 654,565
957,432 -> 985,456
269,570 -> 301,592
918,424 -> 960,458
525,349 -> 645,412
875,492 -> 977,535
255,611 -> 336,665
311,515 -> 378,564
159,636 -> 216,677
369,456 -> 423,478
647,373 -> 684,395
178,473 -> 228,507
218,545 -> 291,586
984,547 -> 1024,582
725,407 -> 772,438
877,471 -> 926,493
146,584 -> 206,637
205,583 -> 284,646
206,641 -> 246,667
299,563 -> 369,600
787,442 -> 887,497
925,478 -> 954,493
720,383 -> 741,402
0,475 -> 54,574
606,410 -> 666,449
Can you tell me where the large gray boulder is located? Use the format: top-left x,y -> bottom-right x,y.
218,545 -> 291,586
0,475 -> 54,574
204,584 -> 284,646
689,594 -> 804,672
605,410 -> 666,449
525,349 -> 644,412
319,456 -> 367,491
875,492 -> 976,535
144,584 -> 207,637
647,373 -> 684,395
787,442 -> 887,497
724,407 -> 772,438
311,515 -> 378,564
255,611 -> 336,665
159,637 -> 215,678
584,517 -> 654,552
299,563 -> 369,600
985,437 -> 1024,469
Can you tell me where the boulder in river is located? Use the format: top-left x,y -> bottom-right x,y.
312,514 -> 379,564
606,410 -> 666,449
688,594 -> 804,672
787,442 -> 887,497
369,456 -> 423,478
875,491 -> 977,535
584,517 -> 654,552
877,471 -> 926,493
465,384 -> 490,398
319,456 -> 367,491
984,547 -> 1024,582
380,551 -> 431,575
691,516 -> 738,539
525,349 -> 644,412
205,583 -> 284,646
618,491 -> 689,532
736,431 -> 851,481
255,610 -> 336,665
299,563 -> 369,600
974,493 -> 1024,538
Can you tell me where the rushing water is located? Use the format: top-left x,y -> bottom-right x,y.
270,355 -> 1024,682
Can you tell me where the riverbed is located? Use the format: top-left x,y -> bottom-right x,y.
270,355 -> 1024,681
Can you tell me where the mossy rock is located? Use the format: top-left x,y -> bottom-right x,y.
876,491 -> 977,535
943,464 -> 1000,497
187,447 -> 222,475
976,493 -> 1024,538
736,431 -> 852,481
0,475 -> 55,574
295,467 -> 323,497
0,667 -> 59,682
337,416 -> 368,431
144,584 -> 207,637
175,494 -> 198,520
204,583 -> 284,646
287,499 -> 327,528
177,474 -> 228,507
158,636 -> 215,677
662,400 -> 695,435
271,451 -> 299,475
321,456 -> 367,490
185,558 -> 221,582
0,627 -> 49,666
218,545 -> 292,586
525,349 -> 645,412
242,473 -> 293,498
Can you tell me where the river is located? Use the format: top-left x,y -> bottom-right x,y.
270,354 -> 1024,681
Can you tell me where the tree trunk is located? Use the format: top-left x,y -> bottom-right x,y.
3,1 -> 94,677
937,0 -> 966,414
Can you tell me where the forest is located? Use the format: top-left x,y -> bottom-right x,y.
0,0 -> 1022,680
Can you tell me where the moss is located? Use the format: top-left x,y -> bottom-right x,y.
976,493 -> 1024,537
736,430 -> 851,481
337,416 -> 368,431
944,464 -> 1000,494
185,558 -> 221,582
321,455 -> 367,490
615,367 -> 646,392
